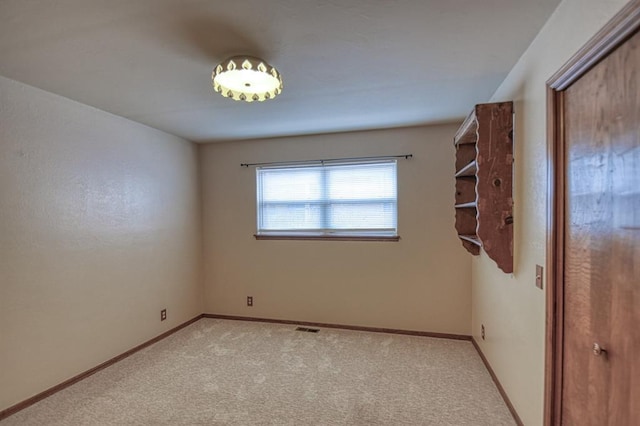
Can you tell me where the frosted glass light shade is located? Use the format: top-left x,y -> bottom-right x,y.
212,56 -> 283,102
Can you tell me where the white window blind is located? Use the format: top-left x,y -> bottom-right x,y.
257,160 -> 397,237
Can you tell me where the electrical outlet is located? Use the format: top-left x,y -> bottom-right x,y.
247,296 -> 253,307
481,324 -> 485,340
161,309 -> 167,321
536,264 -> 544,289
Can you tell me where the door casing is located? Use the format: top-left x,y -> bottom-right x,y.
544,1 -> 640,425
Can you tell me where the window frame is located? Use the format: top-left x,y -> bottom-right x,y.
254,160 -> 400,242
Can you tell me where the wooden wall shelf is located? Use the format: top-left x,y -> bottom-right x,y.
453,102 -> 514,273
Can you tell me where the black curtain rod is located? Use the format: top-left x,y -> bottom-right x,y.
240,154 -> 412,168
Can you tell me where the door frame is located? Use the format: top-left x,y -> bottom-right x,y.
544,1 -> 640,425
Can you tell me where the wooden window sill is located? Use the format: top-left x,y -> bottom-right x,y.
254,235 -> 400,242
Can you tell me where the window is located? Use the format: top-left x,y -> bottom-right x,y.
256,160 -> 397,239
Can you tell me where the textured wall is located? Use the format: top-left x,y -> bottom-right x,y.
0,75 -> 203,411
200,125 -> 472,335
471,0 -> 628,424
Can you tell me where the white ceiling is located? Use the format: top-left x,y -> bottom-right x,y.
0,0 -> 560,143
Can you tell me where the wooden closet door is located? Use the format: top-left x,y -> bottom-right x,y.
561,28 -> 640,425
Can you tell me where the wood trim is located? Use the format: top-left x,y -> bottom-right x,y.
206,314 -> 523,422
0,314 -> 204,421
254,234 -> 400,242
471,338 -> 524,426
1,314 -> 518,423
548,0 -> 640,90
203,313 -> 471,341
545,87 -> 566,426
544,2 -> 640,425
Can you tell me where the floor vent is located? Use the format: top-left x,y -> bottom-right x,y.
295,327 -> 320,333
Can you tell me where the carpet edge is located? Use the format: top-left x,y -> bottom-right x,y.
203,313 -> 472,341
0,313 -> 204,421
471,337 -> 524,426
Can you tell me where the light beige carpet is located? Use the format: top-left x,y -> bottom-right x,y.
2,319 -> 515,425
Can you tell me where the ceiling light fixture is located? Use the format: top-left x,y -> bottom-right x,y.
212,56 -> 283,102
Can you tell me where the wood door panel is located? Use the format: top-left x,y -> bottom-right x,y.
562,28 -> 640,425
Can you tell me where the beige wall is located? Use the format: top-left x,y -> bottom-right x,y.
3,0 -> 628,417
0,75 -> 203,411
200,125 -> 472,335
472,0 -> 628,424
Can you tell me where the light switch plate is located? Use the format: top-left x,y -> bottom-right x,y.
535,264 -> 544,289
